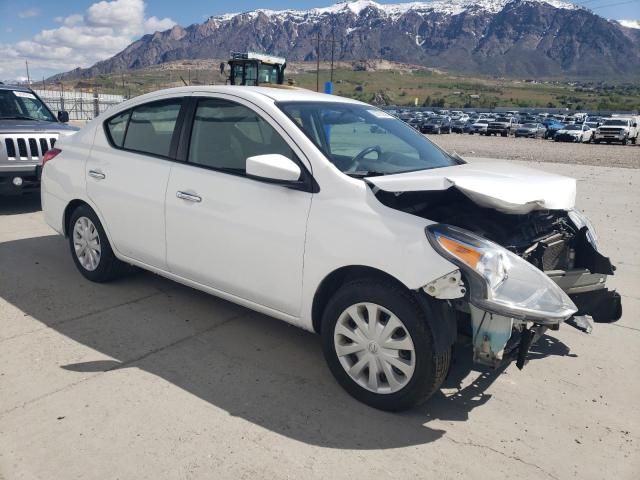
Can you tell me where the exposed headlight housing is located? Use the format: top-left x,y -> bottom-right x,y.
568,209 -> 600,250
426,224 -> 577,323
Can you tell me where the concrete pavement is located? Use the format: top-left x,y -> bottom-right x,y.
0,160 -> 638,479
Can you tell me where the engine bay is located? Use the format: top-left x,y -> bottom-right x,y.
374,186 -> 613,275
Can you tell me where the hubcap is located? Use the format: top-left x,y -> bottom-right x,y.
334,302 -> 416,394
73,216 -> 101,271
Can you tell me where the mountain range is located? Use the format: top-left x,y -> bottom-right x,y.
51,0 -> 640,81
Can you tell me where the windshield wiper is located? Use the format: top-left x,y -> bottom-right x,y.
345,171 -> 387,178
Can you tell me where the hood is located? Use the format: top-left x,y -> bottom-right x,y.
366,158 -> 576,215
0,119 -> 79,134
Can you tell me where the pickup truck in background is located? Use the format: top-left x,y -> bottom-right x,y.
594,117 -> 639,145
0,84 -> 78,195
486,116 -> 519,136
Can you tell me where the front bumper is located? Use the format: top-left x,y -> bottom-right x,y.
0,168 -> 41,195
556,134 -> 581,142
595,133 -> 626,142
470,266 -> 621,368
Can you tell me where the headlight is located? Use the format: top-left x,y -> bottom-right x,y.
426,224 -> 577,323
568,209 -> 600,250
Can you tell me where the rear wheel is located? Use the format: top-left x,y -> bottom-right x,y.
68,205 -> 126,282
321,279 -> 450,411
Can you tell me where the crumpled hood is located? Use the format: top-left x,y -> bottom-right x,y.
366,158 -> 576,215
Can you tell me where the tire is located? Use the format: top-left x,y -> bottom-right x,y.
595,139 -> 600,144
622,137 -> 628,145
321,278 -> 451,412
501,131 -> 507,137
68,205 -> 126,283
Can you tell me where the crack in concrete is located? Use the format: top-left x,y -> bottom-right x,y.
445,435 -> 561,480
0,310 -> 248,418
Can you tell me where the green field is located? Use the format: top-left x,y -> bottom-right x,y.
56,61 -> 640,112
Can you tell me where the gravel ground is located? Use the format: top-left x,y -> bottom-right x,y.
427,133 -> 640,169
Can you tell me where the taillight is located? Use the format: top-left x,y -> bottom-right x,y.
42,147 -> 62,166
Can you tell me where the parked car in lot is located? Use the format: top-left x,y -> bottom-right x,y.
555,124 -> 593,143
486,116 -> 518,136
594,118 -> 638,145
514,123 -> 546,138
420,116 -> 451,134
0,84 -> 78,194
469,118 -> 489,134
41,86 -> 622,411
451,119 -> 472,134
543,120 -> 566,139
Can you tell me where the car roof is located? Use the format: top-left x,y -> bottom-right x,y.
129,85 -> 363,106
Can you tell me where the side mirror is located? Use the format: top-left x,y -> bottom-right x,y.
634,123 -> 638,128
246,154 -> 301,183
57,110 -> 69,123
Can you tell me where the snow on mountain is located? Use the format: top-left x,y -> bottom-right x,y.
617,19 -> 640,29
212,1 -> 582,22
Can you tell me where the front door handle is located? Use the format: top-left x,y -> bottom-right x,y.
176,191 -> 202,203
88,169 -> 106,180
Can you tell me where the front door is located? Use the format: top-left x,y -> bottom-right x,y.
165,96 -> 313,316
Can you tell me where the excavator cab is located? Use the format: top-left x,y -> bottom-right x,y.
227,52 -> 286,86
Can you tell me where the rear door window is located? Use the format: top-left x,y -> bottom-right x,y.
122,100 -> 182,157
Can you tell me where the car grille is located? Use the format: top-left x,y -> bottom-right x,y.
598,128 -> 623,134
1,134 -> 57,165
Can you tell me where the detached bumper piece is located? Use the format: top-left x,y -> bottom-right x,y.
570,289 -> 622,324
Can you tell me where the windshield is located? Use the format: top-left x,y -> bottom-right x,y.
522,123 -> 537,128
0,90 -> 56,122
495,117 -> 509,122
603,119 -> 628,126
565,125 -> 582,130
475,119 -> 488,124
279,102 -> 459,176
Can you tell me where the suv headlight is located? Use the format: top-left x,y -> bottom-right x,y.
426,224 -> 577,323
568,209 -> 600,250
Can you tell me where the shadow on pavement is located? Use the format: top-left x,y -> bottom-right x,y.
0,234 -> 576,449
0,193 -> 41,216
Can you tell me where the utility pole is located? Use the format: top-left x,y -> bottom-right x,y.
316,31 -> 321,92
25,60 -> 31,85
330,20 -> 335,84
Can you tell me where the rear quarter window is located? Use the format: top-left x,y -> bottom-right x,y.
105,111 -> 130,147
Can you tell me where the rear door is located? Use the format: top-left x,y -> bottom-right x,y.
86,96 -> 186,268
164,94 -> 313,316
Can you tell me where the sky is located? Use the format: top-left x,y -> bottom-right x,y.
0,0 -> 638,81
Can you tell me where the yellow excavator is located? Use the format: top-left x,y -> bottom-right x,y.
225,52 -> 287,87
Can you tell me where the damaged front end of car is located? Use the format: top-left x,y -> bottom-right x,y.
367,160 -> 622,369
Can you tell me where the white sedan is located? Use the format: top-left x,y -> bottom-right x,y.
41,86 -> 621,411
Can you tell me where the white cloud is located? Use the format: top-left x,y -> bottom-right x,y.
18,8 -> 41,18
0,0 -> 175,81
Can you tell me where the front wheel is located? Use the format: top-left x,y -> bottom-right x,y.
68,205 -> 126,282
321,279 -> 450,411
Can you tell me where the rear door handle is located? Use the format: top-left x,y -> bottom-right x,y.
88,169 -> 106,180
176,191 -> 202,203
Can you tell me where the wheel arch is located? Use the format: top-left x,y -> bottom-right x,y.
311,265 -> 411,335
62,199 -> 116,254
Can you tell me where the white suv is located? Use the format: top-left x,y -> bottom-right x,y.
41,86 -> 621,411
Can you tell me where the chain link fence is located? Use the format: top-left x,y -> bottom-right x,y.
34,88 -> 125,121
